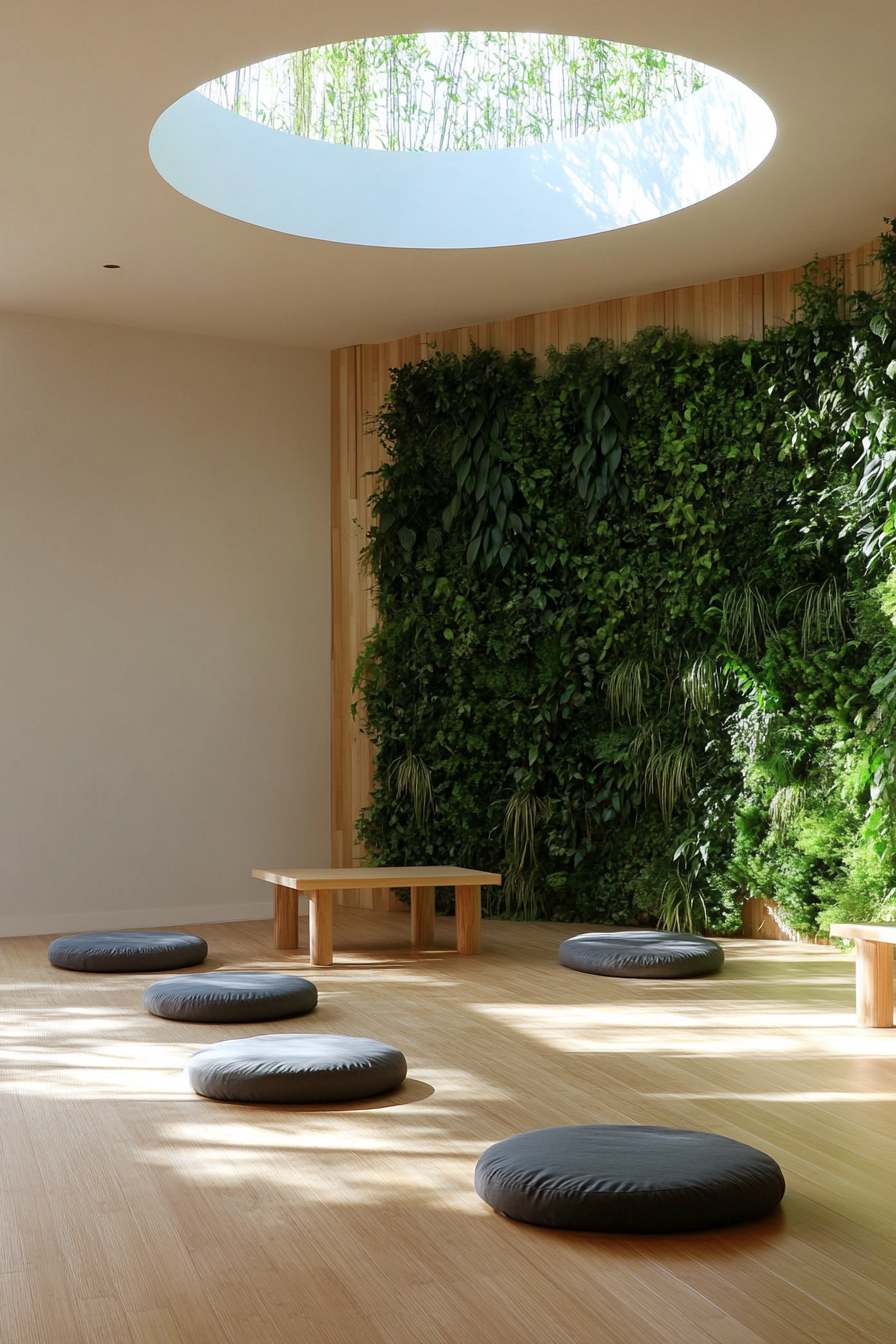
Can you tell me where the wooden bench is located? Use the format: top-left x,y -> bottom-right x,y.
252,866 -> 501,966
829,923 -> 896,1027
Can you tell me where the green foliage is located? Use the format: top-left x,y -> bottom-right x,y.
355,224 -> 896,934
389,750 -> 433,828
202,35 -> 707,152
660,870 -> 709,934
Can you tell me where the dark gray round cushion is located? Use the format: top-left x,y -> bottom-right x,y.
475,1125 -> 785,1233
143,973 -> 318,1023
48,930 -> 208,973
559,930 -> 724,978
187,1034 -> 407,1104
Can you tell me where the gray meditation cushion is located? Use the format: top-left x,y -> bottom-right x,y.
475,1125 -> 785,1233
187,1033 -> 408,1104
558,929 -> 724,978
143,972 -> 318,1023
48,930 -> 208,973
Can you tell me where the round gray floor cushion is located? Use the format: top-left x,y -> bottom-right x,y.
558,930 -> 724,978
475,1125 -> 785,1233
187,1034 -> 408,1104
143,972 -> 317,1023
48,930 -> 208,973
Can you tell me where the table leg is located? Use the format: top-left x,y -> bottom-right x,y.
309,889 -> 334,966
455,885 -> 481,955
273,884 -> 298,950
411,886 -> 436,947
856,939 -> 895,1027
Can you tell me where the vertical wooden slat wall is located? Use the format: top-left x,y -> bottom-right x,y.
331,240 -> 880,899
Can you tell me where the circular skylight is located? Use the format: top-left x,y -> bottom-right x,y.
149,32 -> 776,250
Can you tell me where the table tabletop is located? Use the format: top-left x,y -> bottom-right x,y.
252,865 -> 502,892
830,922 -> 896,944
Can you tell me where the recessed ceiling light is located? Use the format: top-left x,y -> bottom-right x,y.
103,263 -> 121,269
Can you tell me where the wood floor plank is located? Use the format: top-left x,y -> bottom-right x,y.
126,1307 -> 186,1344
0,1272 -> 35,1344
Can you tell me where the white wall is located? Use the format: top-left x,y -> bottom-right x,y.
0,311 -> 330,936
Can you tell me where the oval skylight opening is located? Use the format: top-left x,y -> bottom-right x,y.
149,32 -> 776,250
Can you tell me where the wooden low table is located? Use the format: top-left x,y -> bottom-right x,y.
830,923 -> 896,1027
252,866 -> 502,966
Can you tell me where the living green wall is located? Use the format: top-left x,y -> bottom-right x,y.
356,228 -> 896,935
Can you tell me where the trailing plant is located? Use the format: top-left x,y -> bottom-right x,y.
354,224 -> 896,934
389,750 -> 433,827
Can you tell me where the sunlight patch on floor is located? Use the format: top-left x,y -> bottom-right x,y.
156,1118 -> 483,1156
0,1038 -> 196,1098
647,1091 -> 896,1102
470,1001 -> 896,1056
139,1112 -> 491,1209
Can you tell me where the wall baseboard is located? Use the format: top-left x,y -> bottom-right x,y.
0,897 -> 309,940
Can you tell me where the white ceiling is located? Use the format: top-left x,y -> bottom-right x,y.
1,1 -> 894,350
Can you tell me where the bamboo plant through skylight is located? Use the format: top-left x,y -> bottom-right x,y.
199,32 -> 709,152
